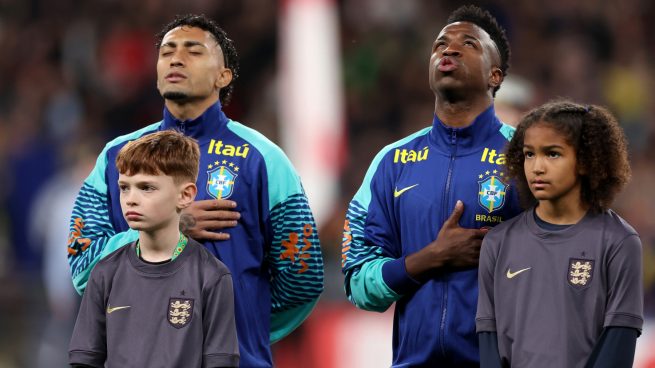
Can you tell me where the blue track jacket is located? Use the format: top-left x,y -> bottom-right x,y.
342,106 -> 521,366
68,101 -> 324,367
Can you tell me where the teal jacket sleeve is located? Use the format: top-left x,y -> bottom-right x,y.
341,145 -> 409,312
236,127 -> 324,343
67,140 -> 140,294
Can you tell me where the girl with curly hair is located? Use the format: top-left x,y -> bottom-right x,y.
476,100 -> 643,368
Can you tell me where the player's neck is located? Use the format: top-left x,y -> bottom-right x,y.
535,198 -> 588,225
138,223 -> 181,262
165,96 -> 218,122
434,94 -> 493,128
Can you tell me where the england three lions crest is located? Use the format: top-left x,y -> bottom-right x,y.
477,174 -> 508,213
168,298 -> 194,328
568,259 -> 594,289
207,162 -> 238,199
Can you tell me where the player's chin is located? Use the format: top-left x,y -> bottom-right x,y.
126,221 -> 147,231
530,191 -> 551,201
162,90 -> 190,101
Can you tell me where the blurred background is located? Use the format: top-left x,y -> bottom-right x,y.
1,0 -> 654,366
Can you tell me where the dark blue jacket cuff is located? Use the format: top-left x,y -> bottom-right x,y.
382,256 -> 422,295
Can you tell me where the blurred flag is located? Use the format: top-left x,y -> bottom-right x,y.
279,0 -> 345,225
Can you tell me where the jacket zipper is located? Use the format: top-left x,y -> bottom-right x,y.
439,128 -> 457,356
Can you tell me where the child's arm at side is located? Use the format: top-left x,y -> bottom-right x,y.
68,269 -> 107,367
585,327 -> 638,367
479,332 -> 504,368
477,234 -> 503,368
202,271 -> 239,368
586,234 -> 643,367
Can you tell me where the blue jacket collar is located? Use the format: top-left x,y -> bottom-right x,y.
161,100 -> 228,142
429,104 -> 502,154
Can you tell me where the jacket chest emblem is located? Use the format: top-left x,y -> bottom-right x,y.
206,161 -> 239,199
477,171 -> 508,213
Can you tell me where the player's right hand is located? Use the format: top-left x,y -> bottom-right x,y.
433,200 -> 488,268
180,199 -> 241,241
405,200 -> 488,280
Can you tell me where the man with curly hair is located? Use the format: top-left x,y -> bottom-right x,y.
341,5 -> 522,366
477,100 -> 643,367
67,14 -> 324,367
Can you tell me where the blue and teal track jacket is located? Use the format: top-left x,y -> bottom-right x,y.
68,101 -> 324,367
342,106 -> 522,366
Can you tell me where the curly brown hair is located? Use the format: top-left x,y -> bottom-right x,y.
506,100 -> 631,213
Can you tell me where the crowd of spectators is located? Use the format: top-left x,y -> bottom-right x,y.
0,0 -> 653,366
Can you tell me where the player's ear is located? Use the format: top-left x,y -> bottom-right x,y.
178,182 -> 197,210
215,67 -> 233,90
489,66 -> 503,90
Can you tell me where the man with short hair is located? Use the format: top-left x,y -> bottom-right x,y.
68,14 -> 324,367
341,5 -> 522,366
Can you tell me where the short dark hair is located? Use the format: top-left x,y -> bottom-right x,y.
156,14 -> 240,106
116,130 -> 201,184
506,100 -> 631,213
447,5 -> 510,96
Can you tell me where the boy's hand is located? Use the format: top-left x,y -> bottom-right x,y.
180,199 -> 240,241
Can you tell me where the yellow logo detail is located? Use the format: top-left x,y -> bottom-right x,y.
106,305 -> 131,314
393,147 -> 429,164
394,184 -> 419,198
208,140 -> 250,158
480,147 -> 506,165
506,267 -> 531,279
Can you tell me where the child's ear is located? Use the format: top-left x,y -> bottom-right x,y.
577,163 -> 587,175
178,182 -> 197,210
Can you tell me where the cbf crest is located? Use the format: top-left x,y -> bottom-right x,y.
206,161 -> 239,199
477,171 -> 508,213
568,259 -> 594,289
168,298 -> 194,328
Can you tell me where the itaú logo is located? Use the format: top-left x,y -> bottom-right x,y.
208,140 -> 250,158
393,147 -> 428,164
480,147 -> 506,165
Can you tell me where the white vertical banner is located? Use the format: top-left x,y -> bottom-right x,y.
279,0 -> 345,225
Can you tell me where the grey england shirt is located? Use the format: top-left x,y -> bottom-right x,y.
476,207 -> 643,368
69,238 -> 239,368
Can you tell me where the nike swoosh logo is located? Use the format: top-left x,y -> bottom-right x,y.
106,305 -> 131,314
506,267 -> 531,279
394,184 -> 419,198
